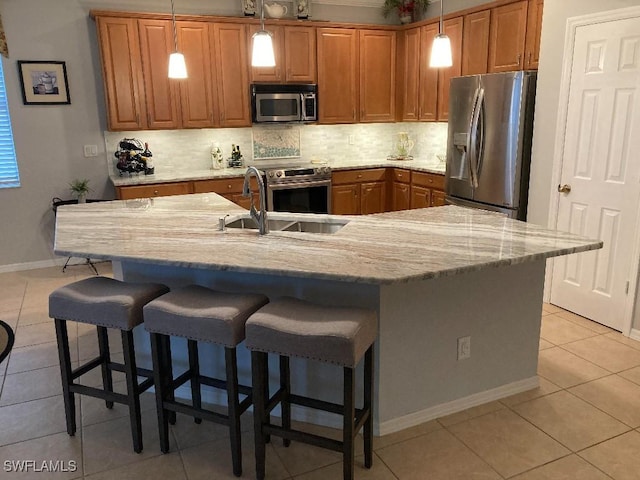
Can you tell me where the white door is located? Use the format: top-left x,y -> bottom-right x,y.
551,16 -> 640,331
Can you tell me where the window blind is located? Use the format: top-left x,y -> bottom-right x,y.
0,59 -> 19,188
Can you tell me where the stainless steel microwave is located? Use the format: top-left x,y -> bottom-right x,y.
251,84 -> 317,123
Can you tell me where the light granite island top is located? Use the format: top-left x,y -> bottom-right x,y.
53,194 -> 601,435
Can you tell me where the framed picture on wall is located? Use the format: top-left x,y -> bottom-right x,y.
17,60 -> 70,105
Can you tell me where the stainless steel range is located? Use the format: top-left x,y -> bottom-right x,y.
264,166 -> 332,214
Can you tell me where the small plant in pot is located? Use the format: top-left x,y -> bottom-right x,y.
69,179 -> 91,204
382,0 -> 431,24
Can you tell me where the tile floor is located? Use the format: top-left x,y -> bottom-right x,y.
1,264 -> 640,479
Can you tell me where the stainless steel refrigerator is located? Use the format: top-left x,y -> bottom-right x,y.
445,71 -> 537,220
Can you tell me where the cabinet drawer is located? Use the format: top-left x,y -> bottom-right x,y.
332,168 -> 387,185
117,182 -> 192,199
392,168 -> 410,184
412,172 -> 444,190
192,177 -> 260,194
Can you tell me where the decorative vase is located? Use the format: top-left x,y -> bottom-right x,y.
77,194 -> 86,204
399,13 -> 412,24
241,0 -> 256,16
295,0 -> 310,19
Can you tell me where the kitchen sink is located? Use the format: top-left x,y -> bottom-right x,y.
224,214 -> 348,234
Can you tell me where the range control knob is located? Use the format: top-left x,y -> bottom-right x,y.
268,171 -> 275,178
276,171 -> 283,177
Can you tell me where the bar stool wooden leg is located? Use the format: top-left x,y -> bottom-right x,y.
364,345 -> 374,469
343,366 -> 355,480
279,356 -> 291,447
54,319 -> 76,436
225,347 -> 242,477
122,330 -> 143,453
188,339 -> 202,424
96,326 -> 114,409
252,351 -> 268,480
150,332 -> 171,453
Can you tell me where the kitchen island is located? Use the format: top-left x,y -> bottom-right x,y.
53,194 -> 601,434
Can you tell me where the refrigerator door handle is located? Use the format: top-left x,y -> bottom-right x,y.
475,89 -> 486,178
468,87 -> 484,189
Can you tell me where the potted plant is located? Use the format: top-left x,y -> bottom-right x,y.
69,178 -> 91,204
382,0 -> 431,24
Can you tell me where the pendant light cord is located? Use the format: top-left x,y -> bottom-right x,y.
260,0 -> 266,30
439,0 -> 444,34
170,0 -> 178,52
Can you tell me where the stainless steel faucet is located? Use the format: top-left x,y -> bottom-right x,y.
243,166 -> 269,235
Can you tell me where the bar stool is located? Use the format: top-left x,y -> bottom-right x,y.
143,285 -> 269,477
49,276 -> 170,453
245,297 -> 377,480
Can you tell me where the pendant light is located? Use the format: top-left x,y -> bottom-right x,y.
430,0 -> 452,68
251,0 -> 276,67
168,0 -> 188,78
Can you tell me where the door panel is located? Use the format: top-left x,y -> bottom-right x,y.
551,17 -> 640,331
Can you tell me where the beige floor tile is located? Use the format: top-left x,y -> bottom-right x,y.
0,309 -> 19,329
603,332 -> 640,351
501,377 -> 562,407
0,364 -> 64,406
510,454 -> 611,480
0,395 -> 71,447
554,310 -> 613,334
569,374 -> 640,428
85,452 -> 186,480
293,452 -> 394,480
513,390 -> 629,451
7,339 -> 78,374
18,306 -> 53,327
82,408 -> 174,476
373,419 -> 442,450
538,338 -> 554,350
580,430 -> 640,480
540,315 -> 599,345
447,409 -> 568,478
563,336 -> 640,373
437,401 -> 505,427
13,321 -> 72,349
77,323 -> 124,361
271,431 -> 342,476
377,428 -> 501,480
180,433 -> 290,480
537,347 -> 609,388
619,365 -> 640,386
0,431 -> 82,480
80,381 -> 157,427
542,303 -> 563,314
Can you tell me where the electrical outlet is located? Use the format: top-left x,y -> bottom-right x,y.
457,336 -> 471,361
83,145 -> 98,157
348,135 -> 355,145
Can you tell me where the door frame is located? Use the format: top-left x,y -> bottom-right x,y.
545,6 -> 640,337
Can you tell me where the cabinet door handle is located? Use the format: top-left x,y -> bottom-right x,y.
528,52 -> 532,66
147,112 -> 151,125
136,114 -> 140,125
153,190 -> 159,195
517,53 -> 522,66
353,109 -> 356,120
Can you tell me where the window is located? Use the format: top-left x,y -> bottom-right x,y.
0,59 -> 18,188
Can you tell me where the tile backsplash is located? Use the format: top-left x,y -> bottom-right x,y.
105,122 -> 448,175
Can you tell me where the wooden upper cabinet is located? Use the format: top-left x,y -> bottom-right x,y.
462,10 -> 490,75
211,23 -> 251,127
96,17 -> 146,131
137,19 -> 181,129
418,23 -> 439,122
176,21 -> 217,128
525,0 -> 543,69
437,16 -> 463,121
285,26 -> 316,83
398,28 -> 420,121
359,30 -> 396,123
488,0 -> 528,73
317,28 -> 358,124
248,25 -> 284,82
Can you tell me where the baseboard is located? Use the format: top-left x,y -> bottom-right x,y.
173,376 -> 540,436
0,257 -> 103,274
378,376 -> 539,436
630,329 -> 640,342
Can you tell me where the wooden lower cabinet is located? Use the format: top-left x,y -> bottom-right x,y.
331,168 -> 387,214
361,182 -> 386,214
431,190 -> 446,206
392,182 -> 411,211
411,171 -> 446,208
331,184 -> 360,215
410,185 -> 431,209
116,182 -> 192,200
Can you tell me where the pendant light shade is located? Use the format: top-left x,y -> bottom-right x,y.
252,0 -> 276,67
429,0 -> 452,68
168,0 -> 187,79
430,34 -> 453,68
168,52 -> 188,78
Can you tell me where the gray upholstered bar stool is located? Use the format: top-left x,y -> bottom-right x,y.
143,285 -> 269,477
246,297 -> 377,480
49,276 -> 170,453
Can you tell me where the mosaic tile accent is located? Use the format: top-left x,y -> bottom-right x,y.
252,125 -> 301,159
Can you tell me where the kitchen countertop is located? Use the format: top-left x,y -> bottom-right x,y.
109,157 -> 446,187
54,194 -> 601,284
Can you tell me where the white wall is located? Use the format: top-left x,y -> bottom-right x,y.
0,0 -> 391,269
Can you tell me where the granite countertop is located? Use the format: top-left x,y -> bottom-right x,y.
54,194 -> 602,284
109,157 -> 447,187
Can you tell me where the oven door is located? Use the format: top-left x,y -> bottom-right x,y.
267,180 -> 331,214
254,93 -> 302,123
